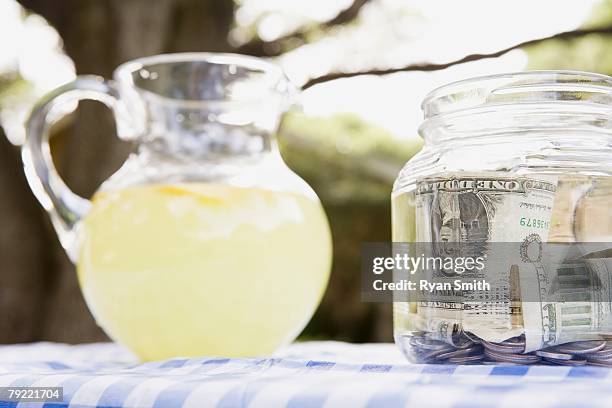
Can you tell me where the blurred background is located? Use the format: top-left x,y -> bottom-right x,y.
0,0 -> 611,344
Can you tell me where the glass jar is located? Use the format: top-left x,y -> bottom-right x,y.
392,71 -> 612,365
23,53 -> 332,361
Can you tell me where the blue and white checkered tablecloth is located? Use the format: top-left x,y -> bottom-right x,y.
1,341 -> 612,408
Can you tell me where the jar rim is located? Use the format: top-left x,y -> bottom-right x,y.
421,70 -> 612,119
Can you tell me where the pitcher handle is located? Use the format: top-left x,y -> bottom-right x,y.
22,75 -> 131,261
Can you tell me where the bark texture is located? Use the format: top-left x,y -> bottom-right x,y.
6,0 -> 234,343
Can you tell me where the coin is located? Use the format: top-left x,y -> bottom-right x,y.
584,354 -> 612,362
484,349 -> 540,364
535,350 -> 573,360
448,355 -> 484,364
543,357 -> 587,366
553,341 -> 606,355
587,359 -> 612,367
481,339 -> 525,354
437,346 -> 483,360
463,332 -> 482,344
418,346 -> 455,361
454,337 -> 475,350
497,336 -> 526,346
583,346 -> 612,360
412,337 -> 453,351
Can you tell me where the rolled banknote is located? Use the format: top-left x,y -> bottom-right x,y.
520,256 -> 612,352
414,173 -> 557,343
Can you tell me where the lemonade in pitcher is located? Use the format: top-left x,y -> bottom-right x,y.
78,183 -> 330,360
23,53 -> 332,360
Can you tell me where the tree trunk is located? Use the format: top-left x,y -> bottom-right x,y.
0,130 -> 49,342
6,0 -> 235,343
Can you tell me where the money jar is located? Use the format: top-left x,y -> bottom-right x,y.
392,71 -> 612,366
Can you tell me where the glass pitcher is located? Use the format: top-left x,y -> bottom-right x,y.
23,53 -> 332,361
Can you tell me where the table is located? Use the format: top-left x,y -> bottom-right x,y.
0,341 -> 611,407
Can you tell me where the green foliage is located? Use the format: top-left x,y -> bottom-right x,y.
586,0 -> 612,28
278,111 -> 422,205
0,75 -> 33,108
526,35 -> 612,74
526,1 -> 612,74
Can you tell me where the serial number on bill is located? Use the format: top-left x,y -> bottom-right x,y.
0,387 -> 63,402
519,217 -> 550,229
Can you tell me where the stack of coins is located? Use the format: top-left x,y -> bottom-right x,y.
403,332 -> 612,366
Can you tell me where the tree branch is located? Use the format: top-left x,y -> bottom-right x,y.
302,25 -> 612,89
322,0 -> 370,28
236,0 -> 370,57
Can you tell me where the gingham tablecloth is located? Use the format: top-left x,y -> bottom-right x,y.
1,341 -> 612,408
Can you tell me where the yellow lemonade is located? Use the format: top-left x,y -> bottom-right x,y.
77,183 -> 332,361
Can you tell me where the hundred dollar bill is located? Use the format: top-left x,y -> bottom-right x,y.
520,256 -> 612,352
415,173 -> 557,343
518,176 -> 612,352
